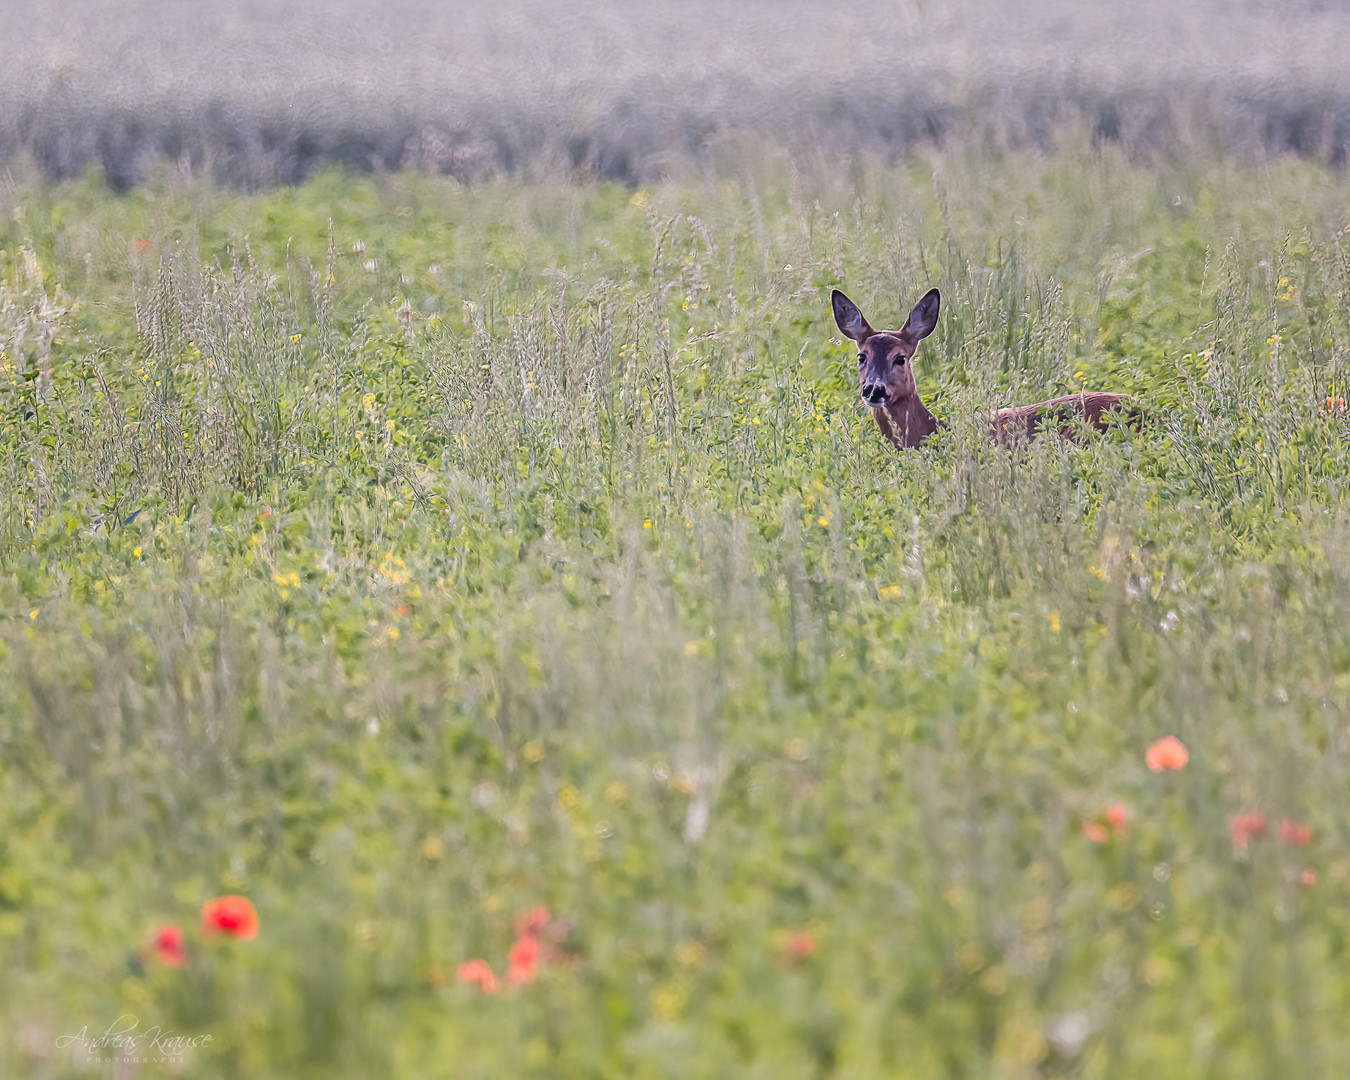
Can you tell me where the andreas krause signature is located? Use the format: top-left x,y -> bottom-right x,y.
56,1015 -> 213,1058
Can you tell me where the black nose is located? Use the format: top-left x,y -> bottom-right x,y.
863,382 -> 887,404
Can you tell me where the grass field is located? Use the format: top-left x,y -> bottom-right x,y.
3,125 -> 1350,1077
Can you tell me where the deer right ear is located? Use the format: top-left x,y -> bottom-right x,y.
903,288 -> 941,340
831,290 -> 873,342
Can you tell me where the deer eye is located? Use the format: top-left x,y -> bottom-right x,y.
895,355 -> 907,366
857,353 -> 865,365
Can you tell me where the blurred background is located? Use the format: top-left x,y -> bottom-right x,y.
5,0 -> 1350,190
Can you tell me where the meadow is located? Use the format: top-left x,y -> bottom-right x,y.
2,126 -> 1350,1077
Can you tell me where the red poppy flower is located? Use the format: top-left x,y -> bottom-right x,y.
515,906 -> 552,940
783,930 -> 817,962
151,924 -> 187,967
1105,804 -> 1129,833
456,959 -> 499,993
507,934 -> 540,984
1230,813 -> 1267,852
1145,736 -> 1189,772
201,895 -> 260,940
1280,820 -> 1312,848
1084,803 -> 1129,844
1081,820 -> 1110,844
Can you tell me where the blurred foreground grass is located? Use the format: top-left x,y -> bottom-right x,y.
2,141 -> 1350,1077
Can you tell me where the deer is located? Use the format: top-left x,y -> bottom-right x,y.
831,287 -> 1141,451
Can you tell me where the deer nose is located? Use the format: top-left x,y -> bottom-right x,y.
862,381 -> 888,405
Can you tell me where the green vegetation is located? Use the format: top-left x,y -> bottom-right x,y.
2,141 -> 1350,1078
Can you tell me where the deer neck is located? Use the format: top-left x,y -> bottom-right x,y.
874,395 -> 938,450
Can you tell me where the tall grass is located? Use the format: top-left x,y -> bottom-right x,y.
1,141 -> 1350,1076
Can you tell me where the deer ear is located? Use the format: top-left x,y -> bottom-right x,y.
903,288 -> 940,340
831,290 -> 873,342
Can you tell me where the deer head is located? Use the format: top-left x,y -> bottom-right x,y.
831,287 -> 941,449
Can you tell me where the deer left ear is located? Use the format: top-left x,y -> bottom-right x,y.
831,290 -> 874,342
903,288 -> 940,340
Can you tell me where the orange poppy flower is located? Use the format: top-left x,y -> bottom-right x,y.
201,895 -> 260,940
151,924 -> 187,967
456,959 -> 499,993
1145,736 -> 1189,772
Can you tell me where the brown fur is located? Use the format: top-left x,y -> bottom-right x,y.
831,288 -> 1141,450
991,392 -> 1143,445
